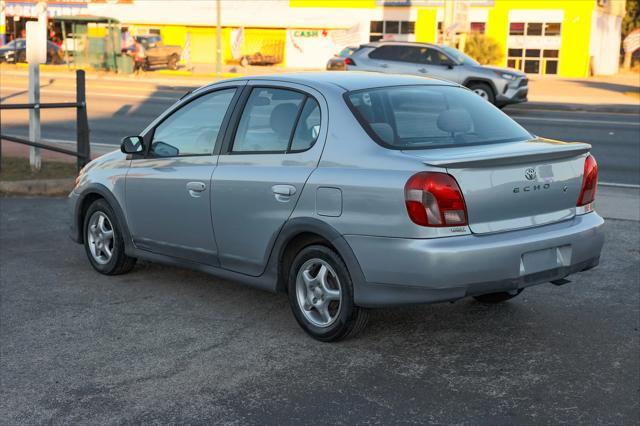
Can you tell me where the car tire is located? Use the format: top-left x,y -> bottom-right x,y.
167,54 -> 179,70
287,245 -> 369,342
467,82 -> 495,104
83,199 -> 136,275
473,289 -> 523,304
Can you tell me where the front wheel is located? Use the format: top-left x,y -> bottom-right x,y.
287,245 -> 368,342
83,199 -> 136,275
467,82 -> 496,104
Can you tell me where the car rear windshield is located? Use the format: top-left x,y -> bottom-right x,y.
345,85 -> 532,150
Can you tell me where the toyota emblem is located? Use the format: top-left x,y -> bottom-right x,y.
525,168 -> 537,180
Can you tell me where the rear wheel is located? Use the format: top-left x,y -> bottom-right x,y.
287,245 -> 368,342
83,199 -> 136,275
467,82 -> 495,104
474,289 -> 523,304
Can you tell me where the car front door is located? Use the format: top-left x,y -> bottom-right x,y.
417,47 -> 464,83
211,82 -> 326,276
125,83 -> 242,265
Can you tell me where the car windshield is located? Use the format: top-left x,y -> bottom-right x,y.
440,46 -> 479,66
338,47 -> 355,57
345,85 -> 532,150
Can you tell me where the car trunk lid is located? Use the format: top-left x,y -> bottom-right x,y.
403,138 -> 591,234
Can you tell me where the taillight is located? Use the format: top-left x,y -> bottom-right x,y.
577,155 -> 598,206
405,172 -> 468,227
344,57 -> 356,66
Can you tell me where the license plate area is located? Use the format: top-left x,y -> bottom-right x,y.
520,245 -> 572,275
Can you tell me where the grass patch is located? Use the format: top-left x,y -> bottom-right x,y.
0,156 -> 77,181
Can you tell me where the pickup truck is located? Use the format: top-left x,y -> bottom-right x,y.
135,35 -> 182,70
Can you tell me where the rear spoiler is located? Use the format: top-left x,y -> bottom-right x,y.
419,141 -> 591,168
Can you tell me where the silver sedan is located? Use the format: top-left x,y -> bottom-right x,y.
69,72 -> 604,341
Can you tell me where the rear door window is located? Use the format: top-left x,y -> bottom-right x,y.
232,88 -> 306,153
369,45 -> 404,61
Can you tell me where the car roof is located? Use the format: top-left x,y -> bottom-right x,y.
208,71 -> 457,92
360,41 -> 440,49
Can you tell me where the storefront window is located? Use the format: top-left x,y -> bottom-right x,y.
544,23 -> 561,36
526,23 -> 543,36
400,21 -> 415,34
470,22 -> 486,34
369,20 -> 415,42
524,60 -> 540,73
508,21 -> 562,75
509,22 -> 525,35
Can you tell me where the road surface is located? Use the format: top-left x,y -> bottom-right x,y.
1,197 -> 638,424
2,72 -> 639,185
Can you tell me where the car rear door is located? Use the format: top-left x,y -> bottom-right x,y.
211,81 -> 327,276
367,45 -> 416,74
125,83 -> 243,265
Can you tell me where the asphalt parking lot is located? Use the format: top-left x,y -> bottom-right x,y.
1,197 -> 638,424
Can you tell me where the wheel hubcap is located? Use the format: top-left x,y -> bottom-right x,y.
473,88 -> 489,100
87,211 -> 115,265
295,258 -> 342,328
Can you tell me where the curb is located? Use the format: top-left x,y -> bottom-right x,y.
0,178 -> 74,196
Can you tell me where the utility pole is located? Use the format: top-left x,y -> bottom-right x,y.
27,1 -> 47,171
216,0 -> 222,79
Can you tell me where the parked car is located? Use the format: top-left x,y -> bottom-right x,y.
346,41 -> 528,108
134,35 -> 182,70
0,38 -> 63,64
69,72 -> 604,341
326,46 -> 358,70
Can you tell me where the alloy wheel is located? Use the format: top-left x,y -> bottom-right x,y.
295,258 -> 342,327
473,88 -> 489,100
87,211 -> 115,265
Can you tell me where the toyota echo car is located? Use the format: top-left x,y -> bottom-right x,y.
69,73 -> 604,341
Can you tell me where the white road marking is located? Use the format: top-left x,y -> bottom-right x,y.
513,116 -> 640,127
599,182 -> 640,189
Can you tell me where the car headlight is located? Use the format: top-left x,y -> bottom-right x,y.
498,72 -> 516,80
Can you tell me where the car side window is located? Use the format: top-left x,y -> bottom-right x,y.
418,48 -> 443,65
290,97 -> 321,152
369,45 -> 400,61
232,88 -> 306,153
151,88 -> 236,157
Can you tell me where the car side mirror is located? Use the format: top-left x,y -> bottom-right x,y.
121,136 -> 144,154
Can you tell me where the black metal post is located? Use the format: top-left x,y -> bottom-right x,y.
76,70 -> 90,171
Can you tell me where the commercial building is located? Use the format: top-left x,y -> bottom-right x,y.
1,0 -> 626,76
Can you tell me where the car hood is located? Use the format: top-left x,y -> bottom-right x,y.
479,65 -> 526,78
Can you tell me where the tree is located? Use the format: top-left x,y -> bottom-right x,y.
463,33 -> 504,65
622,0 -> 639,39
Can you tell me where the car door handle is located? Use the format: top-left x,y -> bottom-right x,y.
418,68 -> 428,73
186,181 -> 206,197
272,185 -> 296,202
379,63 -> 388,68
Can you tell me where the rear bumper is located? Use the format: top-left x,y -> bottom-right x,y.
346,212 -> 604,307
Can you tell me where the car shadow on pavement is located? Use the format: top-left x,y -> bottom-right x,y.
567,79 -> 640,95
